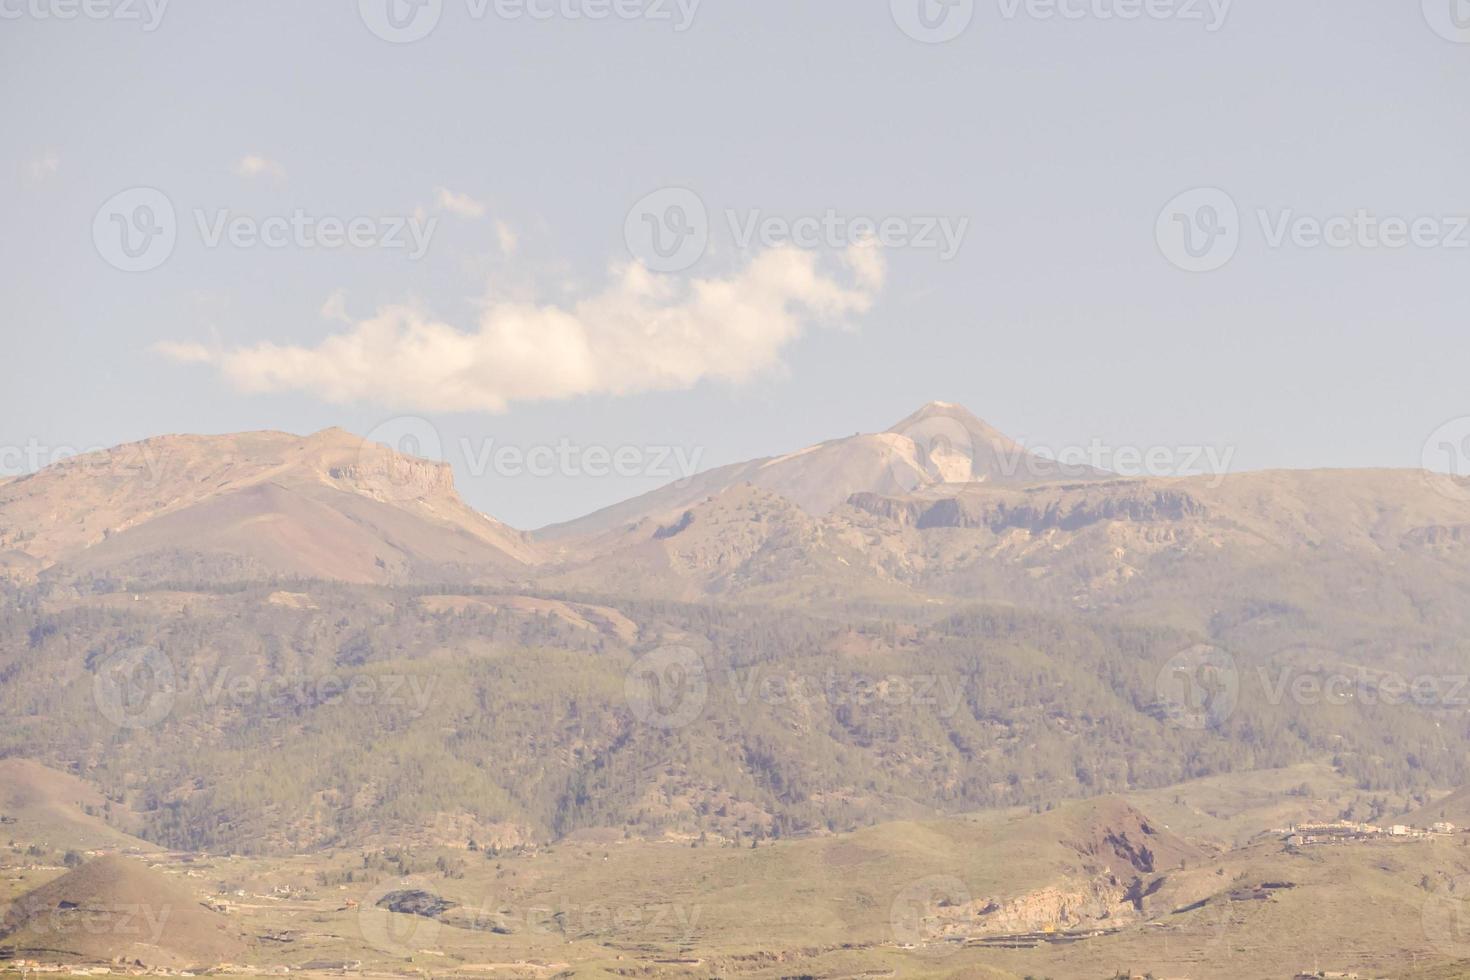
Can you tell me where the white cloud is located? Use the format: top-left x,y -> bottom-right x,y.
234,154 -> 286,180
320,289 -> 350,323
436,187 -> 487,219
495,219 -> 518,255
27,151 -> 60,182
160,245 -> 884,413
152,341 -> 215,364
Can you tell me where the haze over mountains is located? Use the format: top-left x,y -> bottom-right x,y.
0,427 -> 537,586
6,404 -> 1470,978
5,401 -> 1470,631
538,401 -> 1107,539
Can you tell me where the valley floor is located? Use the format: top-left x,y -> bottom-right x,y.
5,762 -> 1469,980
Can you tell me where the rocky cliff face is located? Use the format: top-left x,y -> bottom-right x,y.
975,875 -> 1135,934
326,453 -> 458,502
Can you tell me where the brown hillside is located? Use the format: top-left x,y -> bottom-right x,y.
537,401 -> 1100,540
0,428 -> 540,585
0,759 -> 148,851
0,855 -> 245,967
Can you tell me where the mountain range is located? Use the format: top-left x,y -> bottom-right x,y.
7,402 -> 1470,635
6,404 -> 1470,977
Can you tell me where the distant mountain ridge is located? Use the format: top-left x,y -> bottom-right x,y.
0,427 -> 538,585
5,405 -> 1470,628
537,401 -> 1107,541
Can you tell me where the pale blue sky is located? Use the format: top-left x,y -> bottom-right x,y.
4,0 -> 1469,528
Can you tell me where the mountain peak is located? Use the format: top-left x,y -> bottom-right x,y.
886,401 -> 1025,460
887,401 -> 1005,438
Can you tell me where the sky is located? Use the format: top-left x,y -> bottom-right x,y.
4,0 -> 1470,529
